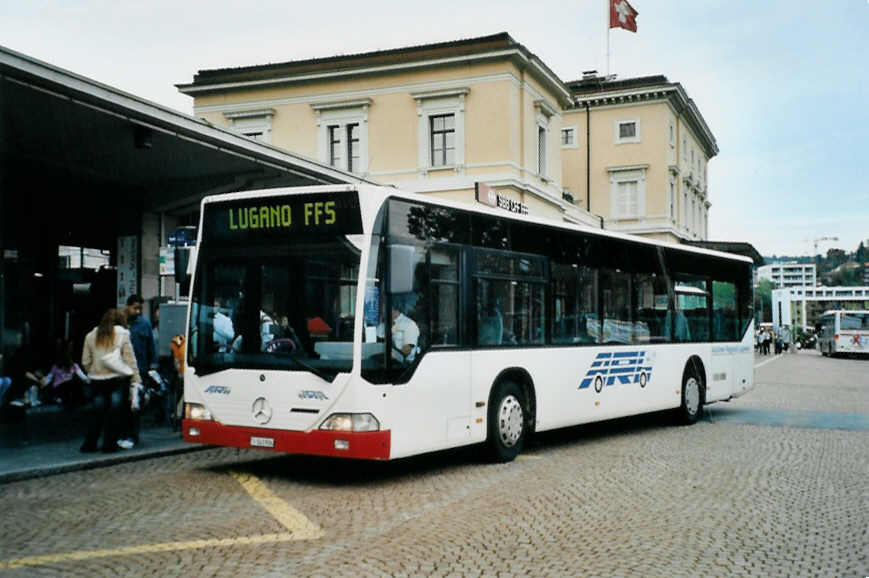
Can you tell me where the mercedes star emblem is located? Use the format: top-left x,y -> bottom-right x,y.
251,397 -> 272,425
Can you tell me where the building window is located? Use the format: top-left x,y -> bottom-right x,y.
430,114 -> 455,167
669,121 -> 675,147
347,123 -> 360,172
669,181 -> 675,220
412,88 -> 469,173
312,99 -> 370,174
616,181 -> 639,216
615,119 -> 640,144
682,191 -> 688,228
537,125 -> 547,176
223,108 -> 275,145
561,127 -> 577,148
327,125 -> 341,168
683,137 -> 687,161
609,167 -> 646,219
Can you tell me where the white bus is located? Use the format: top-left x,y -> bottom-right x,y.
818,310 -> 869,357
182,185 -> 755,462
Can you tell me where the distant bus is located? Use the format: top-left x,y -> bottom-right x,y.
818,310 -> 869,357
182,185 -> 755,462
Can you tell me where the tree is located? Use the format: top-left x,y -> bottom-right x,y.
857,241 -> 867,264
754,279 -> 774,323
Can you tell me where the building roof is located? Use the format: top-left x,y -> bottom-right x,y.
178,32 -> 573,105
566,74 -> 669,94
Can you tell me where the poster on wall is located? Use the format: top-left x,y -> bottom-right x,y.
117,235 -> 138,307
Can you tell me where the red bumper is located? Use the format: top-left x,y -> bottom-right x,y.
183,419 -> 391,460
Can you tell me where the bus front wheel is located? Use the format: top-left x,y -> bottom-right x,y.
676,367 -> 703,425
486,380 -> 526,462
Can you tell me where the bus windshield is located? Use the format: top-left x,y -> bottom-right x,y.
188,192 -> 363,379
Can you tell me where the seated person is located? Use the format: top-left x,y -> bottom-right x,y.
378,306 -> 420,364
212,297 -> 235,352
29,339 -> 90,408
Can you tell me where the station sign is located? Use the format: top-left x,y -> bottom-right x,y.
475,182 -> 528,215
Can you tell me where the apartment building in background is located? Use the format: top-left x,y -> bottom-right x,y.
772,285 -> 869,330
178,33 -> 717,243
757,262 -> 817,288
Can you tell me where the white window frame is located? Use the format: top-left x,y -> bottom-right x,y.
534,100 -> 555,180
223,108 -> 275,144
412,88 -> 468,174
311,99 -> 370,174
561,125 -> 579,149
682,190 -> 689,229
668,179 -> 676,222
669,120 -> 675,148
608,167 -> 647,219
615,119 -> 641,144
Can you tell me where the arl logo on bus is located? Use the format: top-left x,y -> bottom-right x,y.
578,351 -> 654,391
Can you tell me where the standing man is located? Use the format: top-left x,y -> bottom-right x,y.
123,294 -> 157,447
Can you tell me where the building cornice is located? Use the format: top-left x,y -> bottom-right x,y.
223,108 -> 275,120
180,47 -> 573,107
572,83 -> 718,158
309,98 -> 373,111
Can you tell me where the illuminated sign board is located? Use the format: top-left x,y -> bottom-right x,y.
202,192 -> 362,243
475,182 -> 528,215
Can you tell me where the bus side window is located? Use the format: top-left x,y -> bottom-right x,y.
712,280 -> 738,341
429,246 -> 459,346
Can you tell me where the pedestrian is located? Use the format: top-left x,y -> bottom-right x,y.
122,295 -> 157,448
80,308 -> 141,453
761,330 -> 770,355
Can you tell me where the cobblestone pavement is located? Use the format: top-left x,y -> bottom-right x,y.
0,351 -> 866,577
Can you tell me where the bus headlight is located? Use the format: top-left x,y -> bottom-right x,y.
184,403 -> 213,421
320,413 -> 380,432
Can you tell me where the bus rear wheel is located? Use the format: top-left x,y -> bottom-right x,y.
486,380 -> 526,462
676,367 -> 702,425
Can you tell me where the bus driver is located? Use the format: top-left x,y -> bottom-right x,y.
377,305 -> 419,364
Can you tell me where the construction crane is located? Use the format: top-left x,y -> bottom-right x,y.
805,236 -> 839,256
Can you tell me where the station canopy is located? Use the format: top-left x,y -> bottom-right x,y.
0,44 -> 367,248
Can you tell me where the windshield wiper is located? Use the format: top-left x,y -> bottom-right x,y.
287,355 -> 335,383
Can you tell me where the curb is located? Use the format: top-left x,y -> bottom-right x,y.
0,443 -> 215,485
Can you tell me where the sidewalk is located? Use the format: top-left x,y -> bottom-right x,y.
0,405 -> 208,484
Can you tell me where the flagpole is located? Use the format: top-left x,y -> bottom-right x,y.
605,0 -> 610,77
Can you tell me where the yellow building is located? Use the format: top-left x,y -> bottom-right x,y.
178,33 -> 717,241
565,73 -> 717,243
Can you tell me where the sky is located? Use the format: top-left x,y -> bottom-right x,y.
1,0 -> 867,258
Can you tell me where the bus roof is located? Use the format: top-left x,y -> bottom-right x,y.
200,184 -> 754,265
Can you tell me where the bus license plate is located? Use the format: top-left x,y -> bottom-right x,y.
250,436 -> 275,448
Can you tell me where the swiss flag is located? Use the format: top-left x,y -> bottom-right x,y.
610,0 -> 639,32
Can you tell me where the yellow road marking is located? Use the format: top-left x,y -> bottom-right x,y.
0,533 -> 296,570
517,454 -> 543,461
0,471 -> 322,570
228,470 -> 324,539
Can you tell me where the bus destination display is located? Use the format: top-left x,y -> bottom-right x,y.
202,192 -> 362,242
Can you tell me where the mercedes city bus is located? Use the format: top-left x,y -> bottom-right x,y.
182,185 -> 755,462
818,310 -> 869,357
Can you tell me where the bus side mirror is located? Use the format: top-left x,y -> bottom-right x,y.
388,244 -> 415,294
174,246 -> 197,298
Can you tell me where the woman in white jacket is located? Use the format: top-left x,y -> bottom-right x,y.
81,308 -> 141,453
